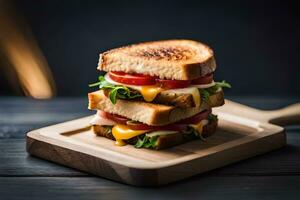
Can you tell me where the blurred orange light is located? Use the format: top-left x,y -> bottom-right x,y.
0,1 -> 56,99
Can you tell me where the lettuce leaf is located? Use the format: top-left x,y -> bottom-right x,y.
200,80 -> 231,102
89,76 -> 142,104
90,76 -> 231,105
135,135 -> 158,149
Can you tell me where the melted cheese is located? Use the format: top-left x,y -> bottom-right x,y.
105,73 -> 212,106
111,119 -> 210,146
146,130 -> 178,137
192,81 -> 216,89
140,86 -> 162,102
189,119 -> 209,136
163,87 -> 201,107
112,124 -> 148,146
104,73 -> 161,102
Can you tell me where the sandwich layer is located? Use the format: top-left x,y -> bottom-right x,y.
91,120 -> 217,150
88,90 -> 211,126
98,39 -> 216,80
155,89 -> 224,108
101,72 -> 225,108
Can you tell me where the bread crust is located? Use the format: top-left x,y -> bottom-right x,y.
92,125 -> 114,140
156,89 -> 224,108
88,90 -> 210,126
98,39 -> 216,80
207,90 -> 224,108
154,92 -> 195,108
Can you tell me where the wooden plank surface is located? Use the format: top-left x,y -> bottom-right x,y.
1,176 -> 299,200
0,139 -> 87,177
0,97 -> 299,198
1,130 -> 299,177
26,110 -> 287,185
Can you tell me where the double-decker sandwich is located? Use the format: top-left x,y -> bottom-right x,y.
88,39 -> 230,149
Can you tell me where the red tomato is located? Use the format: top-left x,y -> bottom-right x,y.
155,79 -> 191,89
109,71 -> 157,85
102,112 -> 129,124
126,121 -> 154,130
191,73 -> 213,85
99,109 -> 211,131
178,108 -> 212,124
127,121 -> 188,131
98,111 -> 179,130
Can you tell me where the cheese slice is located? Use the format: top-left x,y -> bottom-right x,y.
140,86 -> 162,102
112,124 -> 148,146
105,73 -> 212,106
189,119 -> 209,137
109,118 -> 210,146
146,130 -> 178,137
192,81 -> 216,89
104,73 -> 161,102
162,87 -> 201,107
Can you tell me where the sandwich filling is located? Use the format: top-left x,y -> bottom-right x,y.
89,71 -> 230,107
90,109 -> 217,148
88,40 -> 231,149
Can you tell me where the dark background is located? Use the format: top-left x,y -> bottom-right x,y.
1,0 -> 300,97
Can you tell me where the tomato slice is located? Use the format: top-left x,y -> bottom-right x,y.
109,71 -> 194,89
127,109 -> 211,130
99,109 -> 211,131
99,111 -> 183,130
191,73 -> 213,85
178,109 -> 212,124
155,79 -> 191,89
102,111 -> 129,124
126,121 -> 188,131
109,71 -> 157,85
126,121 -> 153,130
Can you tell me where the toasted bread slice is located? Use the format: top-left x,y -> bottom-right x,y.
154,89 -> 224,108
91,120 -> 217,150
98,40 -> 216,80
88,90 -> 210,126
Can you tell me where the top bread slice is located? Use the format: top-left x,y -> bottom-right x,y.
98,39 -> 216,80
88,90 -> 210,126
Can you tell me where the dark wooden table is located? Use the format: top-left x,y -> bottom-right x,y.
1,97 -> 299,200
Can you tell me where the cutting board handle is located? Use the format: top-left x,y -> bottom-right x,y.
261,103 -> 300,126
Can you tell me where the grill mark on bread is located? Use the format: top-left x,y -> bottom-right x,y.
98,39 -> 216,80
131,46 -> 195,61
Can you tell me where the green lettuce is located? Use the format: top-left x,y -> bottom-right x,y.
135,135 -> 158,149
90,76 -> 231,104
200,80 -> 231,102
89,76 -> 142,104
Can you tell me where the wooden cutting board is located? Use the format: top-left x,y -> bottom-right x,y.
26,100 -> 300,186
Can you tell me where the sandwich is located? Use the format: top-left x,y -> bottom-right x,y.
88,39 -> 230,149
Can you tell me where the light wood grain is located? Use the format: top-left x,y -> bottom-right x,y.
26,100 -> 291,186
214,100 -> 300,126
3,135 -> 300,177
